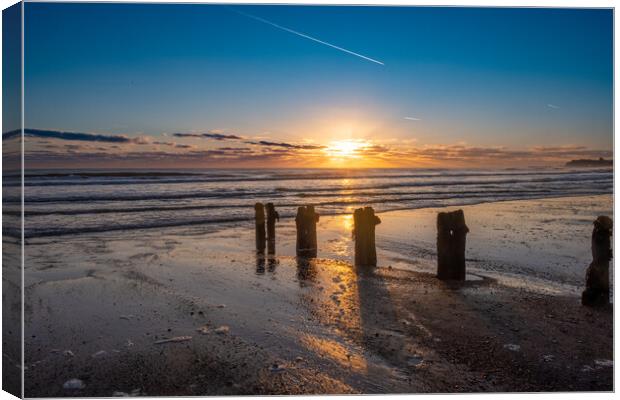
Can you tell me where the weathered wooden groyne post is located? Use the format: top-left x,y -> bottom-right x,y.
254,202 -> 266,254
353,207 -> 381,267
266,203 -> 279,254
582,216 -> 613,307
295,205 -> 320,257
307,205 -> 319,253
436,209 -> 469,280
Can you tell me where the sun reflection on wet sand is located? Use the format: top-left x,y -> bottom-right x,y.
295,257 -> 369,373
300,335 -> 368,372
342,214 -> 354,231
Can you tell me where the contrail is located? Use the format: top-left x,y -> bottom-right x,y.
231,8 -> 384,66
405,116 -> 421,121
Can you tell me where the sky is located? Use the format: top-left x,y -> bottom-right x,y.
2,2 -> 21,171
12,3 -> 614,168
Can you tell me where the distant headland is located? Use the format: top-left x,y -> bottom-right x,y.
565,157 -> 613,167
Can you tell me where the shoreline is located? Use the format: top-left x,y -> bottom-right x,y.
22,194 -> 613,395
18,192 -> 613,240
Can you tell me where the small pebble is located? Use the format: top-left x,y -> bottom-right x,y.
407,355 -> 424,367
503,344 -> 521,352
91,350 -> 107,358
270,363 -> 285,373
63,378 -> 85,390
594,359 -> 613,368
214,326 -> 229,335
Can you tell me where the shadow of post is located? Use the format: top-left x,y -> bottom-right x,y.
353,264 -> 412,372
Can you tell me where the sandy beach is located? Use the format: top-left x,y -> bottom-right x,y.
6,4 -> 613,396
22,194 -> 613,396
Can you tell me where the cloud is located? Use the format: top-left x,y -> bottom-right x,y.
6,127 -> 325,154
404,117 -> 421,121
217,147 -> 252,151
2,130 -> 20,140
170,131 -> 323,150
361,144 -> 391,155
27,139 -> 611,169
25,128 -> 132,143
23,146 -> 303,167
245,140 -> 325,150
171,130 -> 324,150
133,136 -> 154,145
380,143 -> 612,165
172,132 -> 244,140
531,145 -> 586,152
8,127 -> 611,168
4,128 -> 152,144
547,104 -> 560,109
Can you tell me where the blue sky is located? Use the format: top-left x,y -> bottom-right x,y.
19,3 -> 613,168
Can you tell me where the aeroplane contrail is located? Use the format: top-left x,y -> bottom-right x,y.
231,8 -> 385,66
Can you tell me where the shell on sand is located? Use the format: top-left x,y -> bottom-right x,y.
154,336 -> 192,344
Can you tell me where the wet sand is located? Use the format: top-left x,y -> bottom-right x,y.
23,195 -> 613,396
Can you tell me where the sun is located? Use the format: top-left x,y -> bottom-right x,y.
324,139 -> 368,159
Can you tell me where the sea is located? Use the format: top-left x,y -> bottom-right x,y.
2,167 -> 613,239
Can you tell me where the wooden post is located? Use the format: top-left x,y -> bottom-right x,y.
353,208 -> 365,266
295,205 -> 320,257
353,207 -> 381,267
582,216 -> 613,307
436,209 -> 469,280
254,202 -> 266,254
295,206 -> 306,256
307,205 -> 319,254
266,203 -> 279,254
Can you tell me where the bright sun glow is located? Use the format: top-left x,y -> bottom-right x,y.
342,214 -> 354,231
324,139 -> 368,159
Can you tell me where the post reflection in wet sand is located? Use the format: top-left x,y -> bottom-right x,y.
256,254 -> 280,274
295,251 -> 374,375
256,253 -> 265,274
267,256 -> 279,273
295,257 -> 317,285
293,212 -> 422,384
